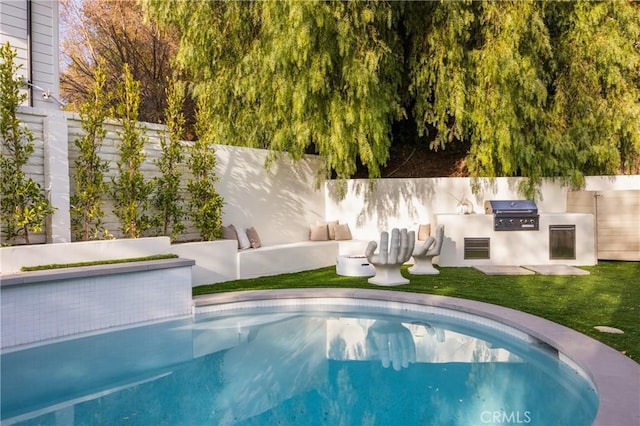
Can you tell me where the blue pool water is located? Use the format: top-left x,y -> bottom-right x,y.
1,300 -> 597,425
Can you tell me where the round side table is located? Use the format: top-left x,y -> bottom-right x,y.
336,255 -> 375,277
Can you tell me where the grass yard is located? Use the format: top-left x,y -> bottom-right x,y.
194,260 -> 640,363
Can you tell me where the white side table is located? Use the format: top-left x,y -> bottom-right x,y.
336,255 -> 375,277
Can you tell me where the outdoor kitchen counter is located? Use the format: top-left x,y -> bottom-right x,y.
434,213 -> 596,267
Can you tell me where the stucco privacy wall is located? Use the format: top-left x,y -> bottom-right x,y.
214,145 -> 325,245
324,176 -> 640,240
74,113 -> 326,245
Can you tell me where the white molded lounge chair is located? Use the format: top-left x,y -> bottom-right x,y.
409,224 -> 444,275
365,228 -> 415,286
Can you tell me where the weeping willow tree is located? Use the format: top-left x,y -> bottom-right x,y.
547,1 -> 640,186
143,0 -> 640,199
421,1 -> 557,198
143,0 -> 404,182
407,0 -> 640,198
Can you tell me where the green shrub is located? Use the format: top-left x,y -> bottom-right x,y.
0,42 -> 54,245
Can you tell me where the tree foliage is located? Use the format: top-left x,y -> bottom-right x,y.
60,0 -> 179,125
70,64 -> 111,241
144,0 -> 640,197
186,95 -> 224,241
111,64 -> 154,238
0,43 -> 54,245
152,77 -> 186,241
548,2 -> 640,186
144,0 -> 403,182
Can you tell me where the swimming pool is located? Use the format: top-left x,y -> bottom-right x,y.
1,290 -> 605,426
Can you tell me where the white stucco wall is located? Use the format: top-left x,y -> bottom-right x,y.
6,110 -> 640,261
324,176 -> 639,241
325,178 -> 566,243
583,175 -> 640,191
214,145 -> 326,246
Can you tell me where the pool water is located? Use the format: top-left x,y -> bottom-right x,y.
1,301 -> 597,425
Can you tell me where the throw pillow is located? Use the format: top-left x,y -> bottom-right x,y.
418,224 -> 431,241
334,223 -> 353,241
222,224 -> 238,241
316,220 -> 339,240
309,224 -> 329,241
327,220 -> 339,240
246,227 -> 262,248
236,226 -> 252,249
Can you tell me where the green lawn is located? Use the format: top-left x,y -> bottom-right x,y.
194,260 -> 640,363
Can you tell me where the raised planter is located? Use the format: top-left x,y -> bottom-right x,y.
1,258 -> 194,348
0,237 -> 172,274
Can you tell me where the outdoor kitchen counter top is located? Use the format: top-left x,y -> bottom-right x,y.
434,213 -> 596,267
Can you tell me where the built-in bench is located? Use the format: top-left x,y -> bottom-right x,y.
0,236 -> 372,291
172,238 -> 371,285
237,241 -> 339,279
237,239 -> 371,280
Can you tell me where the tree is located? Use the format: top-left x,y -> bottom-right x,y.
144,0 -> 640,198
143,0 -> 404,182
70,64 -> 111,241
547,1 -> 640,187
406,1 -> 474,150
449,1 -> 554,198
60,0 -> 179,126
111,64 -> 154,238
0,43 -> 54,245
186,95 -> 224,241
152,77 -> 186,241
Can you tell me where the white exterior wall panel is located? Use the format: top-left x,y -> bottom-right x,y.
0,0 -> 59,109
30,0 -> 59,109
0,0 -> 28,82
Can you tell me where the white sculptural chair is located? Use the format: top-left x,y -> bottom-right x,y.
409,224 -> 445,275
365,228 -> 415,286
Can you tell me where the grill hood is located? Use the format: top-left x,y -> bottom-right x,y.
484,200 -> 538,216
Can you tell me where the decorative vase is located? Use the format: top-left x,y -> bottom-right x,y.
456,200 -> 473,215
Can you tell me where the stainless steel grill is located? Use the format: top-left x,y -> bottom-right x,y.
484,200 -> 539,231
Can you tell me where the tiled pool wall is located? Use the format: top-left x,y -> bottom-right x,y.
1,259 -> 194,349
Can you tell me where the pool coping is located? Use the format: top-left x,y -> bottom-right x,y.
194,288 -> 640,426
